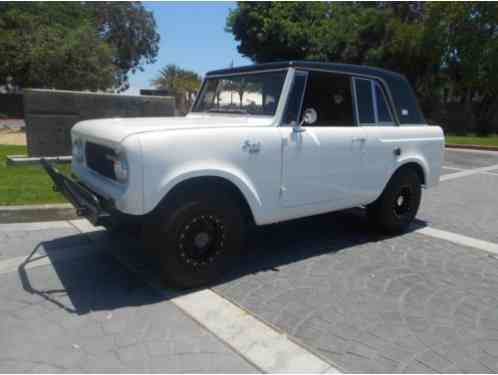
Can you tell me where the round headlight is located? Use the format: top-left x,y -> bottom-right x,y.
113,150 -> 129,183
72,138 -> 84,162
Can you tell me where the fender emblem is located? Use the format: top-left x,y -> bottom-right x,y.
242,140 -> 261,154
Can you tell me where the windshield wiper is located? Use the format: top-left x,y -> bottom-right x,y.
207,108 -> 248,114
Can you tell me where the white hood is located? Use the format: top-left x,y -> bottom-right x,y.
72,114 -> 274,144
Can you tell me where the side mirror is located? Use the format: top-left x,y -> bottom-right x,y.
293,108 -> 317,133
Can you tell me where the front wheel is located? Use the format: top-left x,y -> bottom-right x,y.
153,188 -> 245,289
367,168 -> 422,234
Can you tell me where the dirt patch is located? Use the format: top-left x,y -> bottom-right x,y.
0,128 -> 26,145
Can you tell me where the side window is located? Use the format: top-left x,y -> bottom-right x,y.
355,78 -> 375,124
374,82 -> 395,124
282,71 -> 308,125
301,71 -> 354,127
354,78 -> 396,126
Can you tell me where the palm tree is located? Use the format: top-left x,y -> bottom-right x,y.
152,64 -> 201,114
224,78 -> 260,108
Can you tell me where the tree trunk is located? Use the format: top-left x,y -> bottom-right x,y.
463,88 -> 476,134
238,91 -> 244,107
175,92 -> 187,116
476,93 -> 498,135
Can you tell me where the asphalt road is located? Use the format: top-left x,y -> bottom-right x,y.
1,148 -> 498,373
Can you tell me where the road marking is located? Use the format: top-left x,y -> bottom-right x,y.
0,245 -> 97,275
0,220 -> 72,232
415,226 -> 498,256
442,166 -> 498,176
442,165 -> 498,177
71,221 -> 341,374
440,163 -> 498,181
172,289 -> 338,374
442,166 -> 466,171
445,148 -> 498,155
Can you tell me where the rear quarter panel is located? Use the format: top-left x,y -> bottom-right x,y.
362,125 -> 444,203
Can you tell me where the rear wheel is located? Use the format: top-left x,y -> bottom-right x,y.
367,168 -> 422,234
152,188 -> 245,289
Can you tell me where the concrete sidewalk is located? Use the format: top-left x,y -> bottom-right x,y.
0,220 -> 337,373
0,221 -> 258,372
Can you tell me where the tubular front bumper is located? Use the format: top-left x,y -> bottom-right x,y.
41,159 -> 110,226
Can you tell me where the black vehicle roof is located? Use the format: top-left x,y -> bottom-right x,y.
205,61 -> 425,125
207,61 -> 400,79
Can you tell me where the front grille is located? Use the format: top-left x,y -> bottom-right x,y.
85,142 -> 116,180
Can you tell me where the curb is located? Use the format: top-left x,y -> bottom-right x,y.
0,203 -> 77,223
446,144 -> 498,152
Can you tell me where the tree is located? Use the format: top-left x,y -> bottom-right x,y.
0,2 -> 116,91
223,78 -> 260,108
152,64 -> 202,114
226,2 -> 498,133
86,2 -> 160,91
0,2 -> 159,92
429,3 -> 498,134
226,2 -> 444,96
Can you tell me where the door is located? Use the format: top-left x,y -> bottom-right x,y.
280,70 -> 367,209
353,77 -> 400,202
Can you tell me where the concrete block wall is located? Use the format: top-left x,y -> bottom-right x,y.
24,89 -> 175,156
0,93 -> 23,118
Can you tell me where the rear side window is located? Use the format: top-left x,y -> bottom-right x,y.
355,79 -> 375,124
354,78 -> 395,125
375,82 -> 394,124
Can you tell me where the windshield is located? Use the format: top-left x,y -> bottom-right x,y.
192,70 -> 287,116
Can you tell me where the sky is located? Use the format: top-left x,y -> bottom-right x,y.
125,1 -> 252,95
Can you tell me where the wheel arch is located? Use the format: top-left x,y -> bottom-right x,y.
389,157 -> 428,189
374,158 -> 428,203
146,168 -> 262,225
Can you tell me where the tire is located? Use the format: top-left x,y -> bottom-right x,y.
367,168 -> 422,234
152,187 -> 245,289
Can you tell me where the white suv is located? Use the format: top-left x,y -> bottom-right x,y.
43,61 -> 444,288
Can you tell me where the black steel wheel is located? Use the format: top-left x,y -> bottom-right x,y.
392,185 -> 413,219
177,213 -> 226,268
367,168 -> 422,234
152,187 -> 245,289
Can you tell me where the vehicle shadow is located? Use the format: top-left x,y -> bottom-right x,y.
17,231 -> 165,315
17,209 -> 430,315
218,209 -> 429,285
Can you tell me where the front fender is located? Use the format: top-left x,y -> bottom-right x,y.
144,162 -> 263,221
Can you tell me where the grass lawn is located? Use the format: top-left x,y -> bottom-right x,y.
446,134 -> 498,147
0,144 -> 70,205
